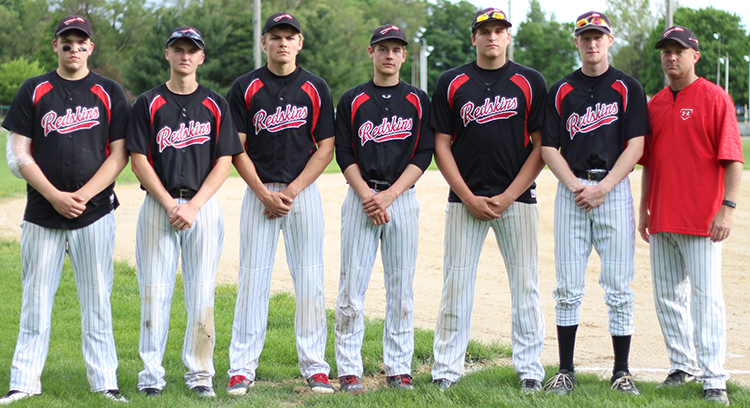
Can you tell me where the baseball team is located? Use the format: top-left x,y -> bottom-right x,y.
0,7 -> 742,406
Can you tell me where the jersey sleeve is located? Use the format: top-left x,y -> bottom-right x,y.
1,78 -> 36,138
215,95 -> 244,158
125,93 -> 152,156
624,77 -> 649,141
108,81 -> 131,143
543,82 -> 563,148
409,89 -> 435,171
334,89 -> 356,172
430,72 -> 455,136
714,91 -> 744,163
227,77 -> 250,136
311,78 -> 335,143
526,71 -> 547,134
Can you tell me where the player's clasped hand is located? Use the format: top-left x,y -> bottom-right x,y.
50,191 -> 87,219
261,191 -> 293,219
363,191 -> 395,217
368,212 -> 390,226
573,184 -> 607,212
169,202 -> 199,230
465,195 -> 502,221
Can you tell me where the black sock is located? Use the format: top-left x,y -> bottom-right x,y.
557,325 -> 578,372
612,335 -> 631,374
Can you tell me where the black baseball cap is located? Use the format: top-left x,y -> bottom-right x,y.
472,8 -> 512,32
370,24 -> 408,46
55,15 -> 93,39
263,12 -> 301,34
574,11 -> 612,36
166,26 -> 205,50
655,25 -> 699,51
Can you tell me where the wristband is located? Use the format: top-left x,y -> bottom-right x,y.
722,199 -> 736,209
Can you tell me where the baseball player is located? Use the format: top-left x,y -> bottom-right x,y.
639,26 -> 743,406
430,8 -> 547,394
0,15 -> 129,404
334,24 -> 434,393
225,12 -> 335,395
541,11 -> 648,396
126,26 -> 243,398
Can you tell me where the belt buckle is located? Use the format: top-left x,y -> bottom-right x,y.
178,189 -> 191,199
369,180 -> 390,191
587,169 -> 607,181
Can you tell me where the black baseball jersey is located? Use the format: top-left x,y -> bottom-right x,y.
431,60 -> 547,203
543,67 -> 649,171
2,70 -> 129,230
227,66 -> 335,183
126,83 -> 243,192
335,80 -> 434,184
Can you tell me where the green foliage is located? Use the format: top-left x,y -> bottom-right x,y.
0,58 -> 45,104
513,0 -> 578,86
640,7 -> 750,102
422,0 -> 477,94
0,0 -> 52,68
608,0 -> 658,80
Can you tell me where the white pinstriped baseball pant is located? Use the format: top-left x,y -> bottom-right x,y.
335,187 -> 418,378
432,201 -> 545,382
11,213 -> 119,394
650,232 -> 728,389
228,182 -> 330,381
552,178 -> 635,336
136,195 -> 223,390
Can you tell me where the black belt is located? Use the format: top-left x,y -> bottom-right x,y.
367,180 -> 392,191
170,188 -> 197,199
574,169 -> 609,181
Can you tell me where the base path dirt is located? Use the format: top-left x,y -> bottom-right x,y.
1,168 -> 748,386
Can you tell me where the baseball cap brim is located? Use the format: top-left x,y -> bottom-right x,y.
654,38 -> 694,49
371,36 -> 408,45
574,25 -> 611,36
166,37 -> 205,50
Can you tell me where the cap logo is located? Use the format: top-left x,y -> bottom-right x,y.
663,27 -> 685,37
274,13 -> 294,22
64,17 -> 86,25
380,25 -> 400,35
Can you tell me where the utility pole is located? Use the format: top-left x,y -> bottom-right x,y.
254,0 -> 261,69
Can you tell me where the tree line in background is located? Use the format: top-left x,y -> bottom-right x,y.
1,0 -> 749,109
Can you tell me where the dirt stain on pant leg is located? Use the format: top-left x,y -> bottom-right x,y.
192,307 -> 215,371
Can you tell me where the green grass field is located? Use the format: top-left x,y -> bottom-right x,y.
0,239 -> 747,407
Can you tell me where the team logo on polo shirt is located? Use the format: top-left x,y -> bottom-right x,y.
41,106 -> 100,137
253,104 -> 308,134
358,116 -> 413,145
680,108 -> 693,120
156,121 -> 212,152
459,96 -> 518,127
565,102 -> 619,140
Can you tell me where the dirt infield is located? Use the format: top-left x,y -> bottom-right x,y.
1,168 -> 748,385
